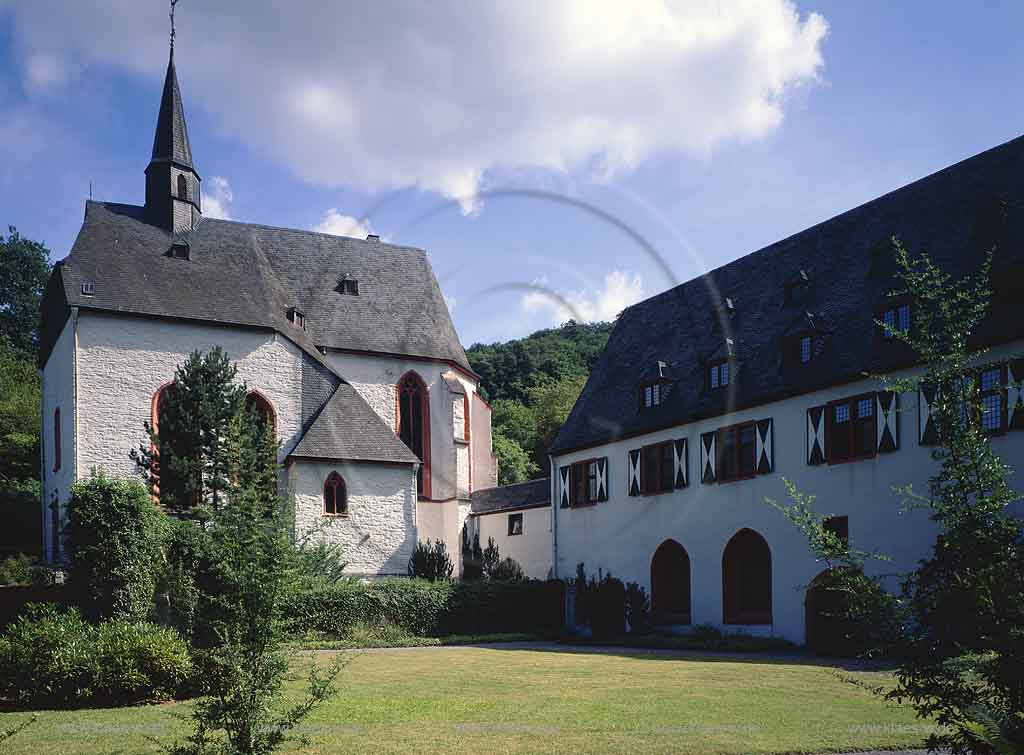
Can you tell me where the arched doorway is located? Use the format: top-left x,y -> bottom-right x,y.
397,371 -> 431,498
722,528 -> 772,625
651,539 -> 691,625
805,568 -> 854,653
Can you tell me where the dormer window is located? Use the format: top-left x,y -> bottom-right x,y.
81,281 -> 95,296
170,242 -> 190,260
880,302 -> 910,339
642,382 -> 664,409
338,274 -> 359,296
287,307 -> 306,330
784,332 -> 817,366
785,270 -> 810,306
708,360 -> 730,390
799,335 -> 812,363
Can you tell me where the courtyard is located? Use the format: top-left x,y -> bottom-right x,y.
0,645 -> 937,755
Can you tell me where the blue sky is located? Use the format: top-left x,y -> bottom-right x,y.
1,1 -> 1021,347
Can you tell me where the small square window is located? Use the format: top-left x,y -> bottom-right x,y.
80,281 -> 95,296
857,398 -> 873,419
834,404 -> 850,424
508,513 -> 523,536
709,361 -> 730,390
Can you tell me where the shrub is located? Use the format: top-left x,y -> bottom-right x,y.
0,603 -> 192,706
0,603 -> 97,704
0,553 -> 33,586
574,565 -> 627,637
624,581 -> 650,633
407,539 -> 454,581
489,557 -> 526,582
65,473 -> 169,621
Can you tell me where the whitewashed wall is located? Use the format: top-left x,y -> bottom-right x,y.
40,312 -> 77,559
552,341 -> 1024,644
290,459 -> 416,576
475,505 -> 553,580
74,312 -> 305,480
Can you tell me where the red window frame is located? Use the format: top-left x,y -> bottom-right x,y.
716,422 -> 757,483
641,441 -> 675,495
397,371 -> 431,499
53,407 -> 61,472
570,458 -> 599,507
979,364 -> 1008,436
323,472 -> 348,516
826,392 -> 877,464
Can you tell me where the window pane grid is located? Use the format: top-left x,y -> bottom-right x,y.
834,404 -> 849,423
800,336 -> 812,363
857,398 -> 873,419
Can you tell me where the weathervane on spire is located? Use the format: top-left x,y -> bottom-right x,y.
169,0 -> 179,54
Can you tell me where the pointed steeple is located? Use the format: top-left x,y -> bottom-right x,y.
144,22 -> 201,233
150,50 -> 194,169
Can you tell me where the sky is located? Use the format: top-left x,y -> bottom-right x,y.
0,1 -> 1022,347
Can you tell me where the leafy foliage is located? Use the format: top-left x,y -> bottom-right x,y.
407,539 -> 454,581
131,348 -> 248,512
0,604 -> 191,706
0,553 -> 34,586
65,472 -> 169,621
0,338 -> 41,486
468,321 -> 609,472
0,227 -> 51,357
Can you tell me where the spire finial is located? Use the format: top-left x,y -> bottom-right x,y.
169,0 -> 179,55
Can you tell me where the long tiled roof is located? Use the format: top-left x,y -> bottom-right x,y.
470,478 -> 551,515
48,201 -> 470,373
551,134 -> 1024,455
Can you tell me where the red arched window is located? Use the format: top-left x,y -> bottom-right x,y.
324,472 -> 347,516
651,539 -> 691,625
397,371 -> 431,498
245,390 -> 277,440
53,407 -> 61,472
722,528 -> 772,625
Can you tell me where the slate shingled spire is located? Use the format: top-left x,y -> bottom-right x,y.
144,42 -> 201,232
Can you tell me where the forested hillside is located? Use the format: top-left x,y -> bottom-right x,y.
466,321 -> 613,485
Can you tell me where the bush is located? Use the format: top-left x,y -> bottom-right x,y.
0,483 -> 41,559
281,578 -> 564,638
624,581 -> 650,633
65,473 -> 168,621
407,539 -> 454,581
489,557 -> 526,582
0,603 -> 192,706
0,553 -> 33,586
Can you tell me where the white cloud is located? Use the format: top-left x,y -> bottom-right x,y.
201,176 -> 234,220
2,1 -> 828,205
313,208 -> 372,238
522,270 -> 646,324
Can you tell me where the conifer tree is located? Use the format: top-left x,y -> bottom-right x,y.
132,348 -> 247,511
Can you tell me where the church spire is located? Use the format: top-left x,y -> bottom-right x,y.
145,0 -> 201,232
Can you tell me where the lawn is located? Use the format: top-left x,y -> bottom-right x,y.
0,646 -> 937,755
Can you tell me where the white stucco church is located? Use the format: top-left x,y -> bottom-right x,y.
39,48 -> 497,576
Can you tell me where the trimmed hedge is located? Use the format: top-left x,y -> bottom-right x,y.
280,578 -> 564,638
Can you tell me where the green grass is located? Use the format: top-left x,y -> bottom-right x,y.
0,647 -> 938,755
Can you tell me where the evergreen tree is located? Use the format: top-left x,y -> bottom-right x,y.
132,348 -> 247,511
0,227 -> 51,357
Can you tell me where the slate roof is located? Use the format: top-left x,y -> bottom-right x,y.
290,382 -> 420,465
470,478 -> 551,515
551,134 -> 1024,455
47,201 -> 470,373
151,53 -> 194,170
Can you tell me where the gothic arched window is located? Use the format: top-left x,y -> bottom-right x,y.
722,528 -> 773,625
177,174 -> 188,201
245,390 -> 276,440
397,371 -> 431,498
323,472 -> 347,516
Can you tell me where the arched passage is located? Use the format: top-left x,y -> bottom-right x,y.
397,371 -> 431,498
651,539 -> 691,625
805,568 -> 854,653
722,528 -> 772,625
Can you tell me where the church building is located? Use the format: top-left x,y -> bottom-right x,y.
38,48 -> 496,576
548,134 -> 1024,645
